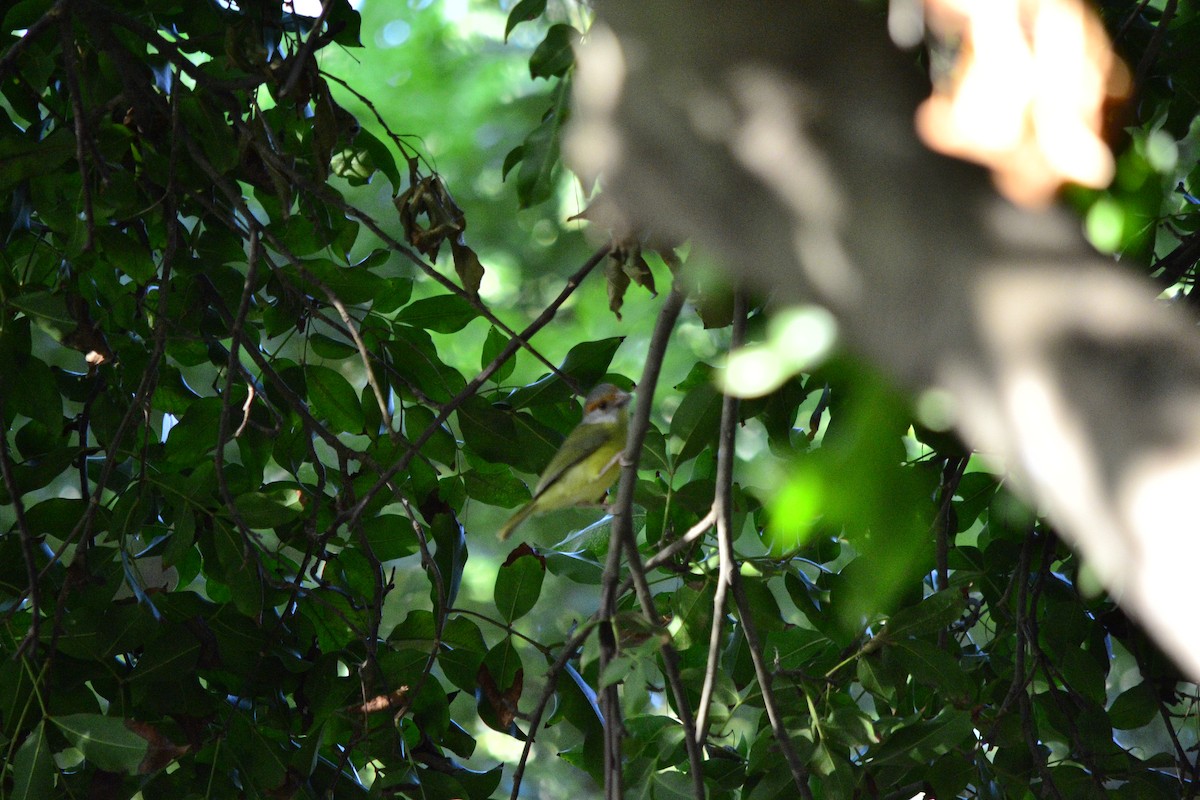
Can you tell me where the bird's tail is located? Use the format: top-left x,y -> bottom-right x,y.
498,502 -> 536,541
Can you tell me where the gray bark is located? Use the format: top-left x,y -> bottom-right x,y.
568,0 -> 1200,678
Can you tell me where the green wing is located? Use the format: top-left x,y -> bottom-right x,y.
534,423 -> 615,497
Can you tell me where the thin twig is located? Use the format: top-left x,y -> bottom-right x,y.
934,455 -> 968,594
729,527 -> 814,800
325,293 -> 396,433
990,529 -> 1035,727
185,149 -> 398,435
1132,0 -> 1177,101
340,244 -> 611,536
214,228 -> 263,546
278,0 -> 335,99
637,509 -> 717,576
730,568 -> 813,798
508,621 -> 597,800
1156,694 -> 1192,796
600,284 -> 707,799
622,530 -> 706,799
695,291 -> 747,744
1015,530 -> 1064,800
58,10 -> 95,251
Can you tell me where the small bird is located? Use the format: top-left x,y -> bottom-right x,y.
498,383 -> 632,540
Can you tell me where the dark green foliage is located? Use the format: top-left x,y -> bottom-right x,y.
0,1 -> 1198,799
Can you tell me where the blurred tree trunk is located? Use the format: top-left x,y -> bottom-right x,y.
568,0 -> 1200,678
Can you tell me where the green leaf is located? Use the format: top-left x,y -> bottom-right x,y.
164,397 -> 222,467
24,497 -> 91,536
869,708 -> 974,766
306,364 -> 364,434
494,545 -> 546,622
12,721 -> 54,800
1108,682 -> 1159,730
129,627 -> 201,683
395,294 -> 478,333
1059,647 -> 1108,706
856,653 -> 898,705
529,24 -> 579,79
669,583 -> 713,651
509,336 -> 624,407
954,471 -> 997,532
6,291 -> 73,348
501,144 -> 524,180
765,628 -> 835,672
482,635 -> 523,692
481,325 -> 516,384
463,467 -> 531,508
505,0 -> 546,40
440,615 -> 488,693
516,78 -> 570,207
385,325 -> 467,404
544,550 -> 603,584
458,396 -> 557,474
229,710 -> 288,790
402,403 -> 458,464
373,276 -> 414,314
670,379 -> 721,463
389,608 -> 438,645
354,128 -> 402,191
297,258 -> 385,305
96,227 -> 156,283
882,590 -> 966,640
890,639 -> 973,703
11,355 -> 61,430
52,714 -> 149,775
310,332 -> 358,360
233,490 -> 302,529
359,514 -> 419,561
557,663 -> 603,750
0,128 -> 74,192
429,510 -> 467,608
212,521 -> 268,619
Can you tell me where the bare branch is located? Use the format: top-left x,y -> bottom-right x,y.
58,11 -> 95,252
214,228 -> 263,545
695,290 -> 747,743
600,283 -> 707,799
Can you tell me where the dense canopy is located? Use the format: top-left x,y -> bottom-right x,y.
1,1 -> 1198,798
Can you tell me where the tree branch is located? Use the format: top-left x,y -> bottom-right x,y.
695,290 -> 747,743
508,621 -> 597,800
340,243 -> 611,535
599,283 -> 707,799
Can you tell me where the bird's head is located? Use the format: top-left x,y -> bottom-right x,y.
581,383 -> 631,425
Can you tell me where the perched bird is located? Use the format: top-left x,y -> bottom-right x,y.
498,383 -> 632,540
